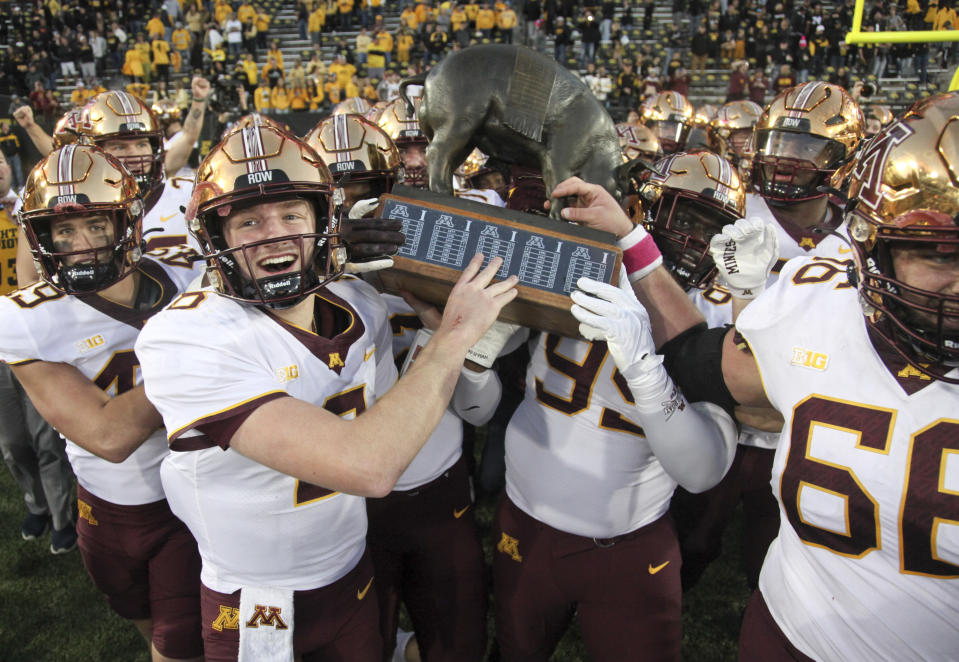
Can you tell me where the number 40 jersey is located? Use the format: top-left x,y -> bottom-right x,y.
737,256 -> 959,662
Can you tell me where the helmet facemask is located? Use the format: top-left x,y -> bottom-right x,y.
752,129 -> 848,203
646,191 -> 737,290
850,210 -> 959,381
20,202 -> 143,295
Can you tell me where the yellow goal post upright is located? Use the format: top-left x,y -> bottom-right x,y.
844,0 -> 959,89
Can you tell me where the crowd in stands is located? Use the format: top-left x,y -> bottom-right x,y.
0,0 -> 952,134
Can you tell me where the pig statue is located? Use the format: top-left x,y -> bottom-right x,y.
400,44 -> 629,219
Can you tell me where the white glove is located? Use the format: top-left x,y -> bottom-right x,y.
571,277 -> 674,413
708,217 -> 779,299
465,320 -> 522,369
348,197 -> 381,219
344,258 -> 394,274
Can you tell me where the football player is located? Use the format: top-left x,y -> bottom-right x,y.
490,182 -> 739,659
639,91 -> 696,155
135,125 -> 517,662
378,97 -> 429,189
306,112 -> 503,661
557,90 -> 959,662
707,99 -> 764,171
0,145 -> 206,661
77,83 -> 210,252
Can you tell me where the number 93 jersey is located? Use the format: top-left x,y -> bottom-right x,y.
505,333 -> 675,539
136,276 -> 397,593
737,256 -> 959,662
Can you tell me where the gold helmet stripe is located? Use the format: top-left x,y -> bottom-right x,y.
57,143 -> 77,197
113,91 -> 139,117
787,81 -> 824,119
240,127 -> 269,174
333,114 -> 351,163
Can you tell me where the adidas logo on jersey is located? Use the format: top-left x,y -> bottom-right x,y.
790,347 -> 829,371
75,334 -> 105,353
275,365 -> 299,383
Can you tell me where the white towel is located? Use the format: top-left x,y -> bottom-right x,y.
238,585 -> 295,662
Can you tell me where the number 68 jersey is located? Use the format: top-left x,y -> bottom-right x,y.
737,256 -> 959,662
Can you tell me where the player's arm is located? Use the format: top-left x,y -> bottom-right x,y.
571,277 -> 738,492
550,176 -> 704,345
553,176 -> 771,412
12,105 -> 54,156
164,76 -> 210,175
10,360 -> 163,463
230,254 -> 519,497
16,227 -> 41,286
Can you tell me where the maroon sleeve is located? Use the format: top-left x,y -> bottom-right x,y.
183,392 -> 290,450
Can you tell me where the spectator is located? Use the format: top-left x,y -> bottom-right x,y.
262,55 -> 284,88
396,26 -> 416,66
773,62 -> 796,94
476,3 -> 496,39
668,66 -> 691,96
690,23 -> 710,76
152,35 -> 172,83
289,57 -> 307,89
223,11 -> 243,56
580,14 -> 601,65
355,27 -> 372,65
240,52 -> 259,92
309,3 -> 326,46
553,16 -> 573,65
616,59 -> 641,109
146,13 -> 166,41
0,123 -> 24,189
255,5 -> 272,49
267,39 -> 285,72
725,59 -> 748,101
270,77 -> 292,113
338,0 -> 355,30
496,3 -> 517,43
253,79 -> 272,111
748,68 -> 769,105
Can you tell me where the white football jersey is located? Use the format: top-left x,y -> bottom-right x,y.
142,176 -> 200,253
505,333 -> 676,538
382,293 -> 462,490
136,277 -> 397,593
0,252 -> 203,505
745,193 -> 853,264
737,256 -> 959,662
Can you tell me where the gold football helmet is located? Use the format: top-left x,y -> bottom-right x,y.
751,81 -> 864,203
616,122 -> 662,162
220,113 -> 294,141
639,91 -> 695,154
151,98 -> 183,136
303,113 -> 400,210
365,100 -> 390,124
19,144 -> 143,294
187,125 -> 342,307
77,91 -> 166,198
863,104 -> 895,138
693,103 -> 719,128
708,100 -> 763,164
846,92 -> 959,382
377,97 -> 428,187
640,150 -> 746,290
332,97 -> 372,116
52,106 -> 84,149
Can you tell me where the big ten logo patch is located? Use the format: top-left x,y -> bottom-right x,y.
790,347 -> 829,371
275,364 -> 299,383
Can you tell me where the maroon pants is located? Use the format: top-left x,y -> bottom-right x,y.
366,455 -> 487,662
76,485 -> 203,659
671,444 -> 779,590
200,551 -> 382,662
739,590 -> 816,662
493,495 -> 682,662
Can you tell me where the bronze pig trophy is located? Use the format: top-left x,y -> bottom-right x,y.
400,44 -> 630,219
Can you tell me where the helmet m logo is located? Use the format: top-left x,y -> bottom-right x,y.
853,121 -> 914,212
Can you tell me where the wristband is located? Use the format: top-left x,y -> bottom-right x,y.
619,224 -> 663,282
